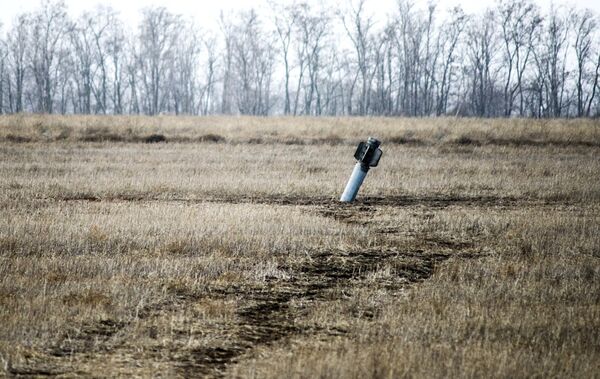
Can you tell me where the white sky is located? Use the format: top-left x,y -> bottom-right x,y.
1,0 -> 599,32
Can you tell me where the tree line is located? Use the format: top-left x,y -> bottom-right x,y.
0,0 -> 599,117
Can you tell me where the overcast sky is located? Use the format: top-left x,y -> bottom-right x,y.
1,0 -> 599,32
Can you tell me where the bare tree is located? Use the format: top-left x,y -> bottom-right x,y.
86,7 -> 118,114
125,36 -> 140,114
436,6 -> 468,115
318,47 -> 344,115
291,4 -> 309,116
137,7 -> 181,115
420,4 -> 440,116
572,9 -> 597,117
0,24 -> 6,114
171,22 -> 201,115
466,10 -> 500,117
105,15 -> 126,114
29,0 -> 70,113
588,52 -> 600,116
498,0 -> 542,116
538,5 -> 571,117
6,15 -> 30,113
70,13 -> 95,113
290,4 -> 330,116
219,12 -> 235,115
271,1 -> 299,115
371,23 -> 395,115
393,0 -> 430,116
199,34 -> 218,115
230,10 -> 276,115
342,0 -> 375,115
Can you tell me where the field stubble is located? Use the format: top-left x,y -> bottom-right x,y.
0,116 -> 599,378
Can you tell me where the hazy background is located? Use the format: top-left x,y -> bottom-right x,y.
3,0 -> 600,30
0,0 -> 599,117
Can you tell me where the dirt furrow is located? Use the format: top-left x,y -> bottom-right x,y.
50,192 -> 581,209
6,203 -> 480,378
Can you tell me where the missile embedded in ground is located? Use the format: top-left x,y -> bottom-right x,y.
340,137 -> 383,202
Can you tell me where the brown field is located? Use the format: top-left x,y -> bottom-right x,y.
0,116 -> 599,378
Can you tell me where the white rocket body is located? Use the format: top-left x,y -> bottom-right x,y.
340,163 -> 368,202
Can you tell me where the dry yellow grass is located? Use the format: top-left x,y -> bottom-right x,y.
231,207 -> 600,378
1,114 -> 599,146
0,115 -> 599,377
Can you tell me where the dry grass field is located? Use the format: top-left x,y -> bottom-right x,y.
0,115 -> 599,378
